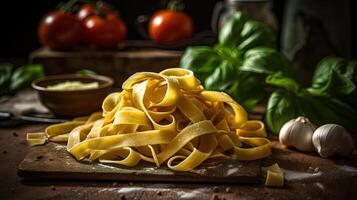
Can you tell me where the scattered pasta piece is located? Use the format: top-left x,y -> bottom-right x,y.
27,132 -> 47,146
262,163 -> 284,187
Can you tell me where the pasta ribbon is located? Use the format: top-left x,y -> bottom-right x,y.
27,68 -> 272,171
262,163 -> 284,187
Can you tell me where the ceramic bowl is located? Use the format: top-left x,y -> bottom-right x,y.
32,74 -> 113,117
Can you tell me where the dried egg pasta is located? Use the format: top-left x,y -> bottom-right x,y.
28,68 -> 271,171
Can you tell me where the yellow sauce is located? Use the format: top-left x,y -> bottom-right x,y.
46,81 -> 99,91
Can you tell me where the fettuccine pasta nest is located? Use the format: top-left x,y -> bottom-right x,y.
28,68 -> 271,171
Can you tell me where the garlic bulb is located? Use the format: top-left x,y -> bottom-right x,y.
312,124 -> 355,158
279,116 -> 316,152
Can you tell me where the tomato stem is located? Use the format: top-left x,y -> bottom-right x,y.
58,0 -> 93,13
167,0 -> 184,12
73,0 -> 115,18
95,1 -> 107,18
60,0 -> 79,12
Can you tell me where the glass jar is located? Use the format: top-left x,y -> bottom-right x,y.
212,0 -> 278,33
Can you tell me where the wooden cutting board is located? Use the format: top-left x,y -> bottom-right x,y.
18,142 -> 262,184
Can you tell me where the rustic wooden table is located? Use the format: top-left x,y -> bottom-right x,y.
1,90 -> 357,200
30,48 -> 183,88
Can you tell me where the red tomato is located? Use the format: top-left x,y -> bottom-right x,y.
38,11 -> 82,50
77,3 -> 113,21
149,10 -> 193,45
83,14 -> 127,48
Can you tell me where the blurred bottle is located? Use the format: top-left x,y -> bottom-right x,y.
281,0 -> 351,86
211,0 -> 278,33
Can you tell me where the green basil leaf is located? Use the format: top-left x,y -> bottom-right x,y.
228,72 -> 265,112
214,45 -> 241,64
318,98 -> 357,131
266,89 -> 297,134
238,20 -> 276,53
339,62 -> 357,109
296,93 -> 357,131
266,72 -> 300,93
310,56 -> 345,88
308,56 -> 356,96
218,12 -> 247,49
241,47 -> 294,77
324,68 -> 355,94
0,64 -> 13,95
180,46 -> 223,81
293,93 -> 326,126
266,88 -> 357,135
205,60 -> 236,91
10,64 -> 44,92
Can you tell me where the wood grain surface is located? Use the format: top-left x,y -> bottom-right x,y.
1,123 -> 357,200
18,142 -> 261,184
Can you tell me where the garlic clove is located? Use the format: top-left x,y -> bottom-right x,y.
279,116 -> 316,152
312,124 -> 355,158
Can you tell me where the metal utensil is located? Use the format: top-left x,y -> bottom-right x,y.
0,111 -> 68,127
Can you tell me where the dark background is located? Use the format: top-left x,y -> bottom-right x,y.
0,0 -> 356,62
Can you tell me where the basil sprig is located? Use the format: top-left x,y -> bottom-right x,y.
0,63 -> 44,96
266,57 -> 357,134
0,64 -> 13,95
180,11 -> 357,134
180,12 -> 293,112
